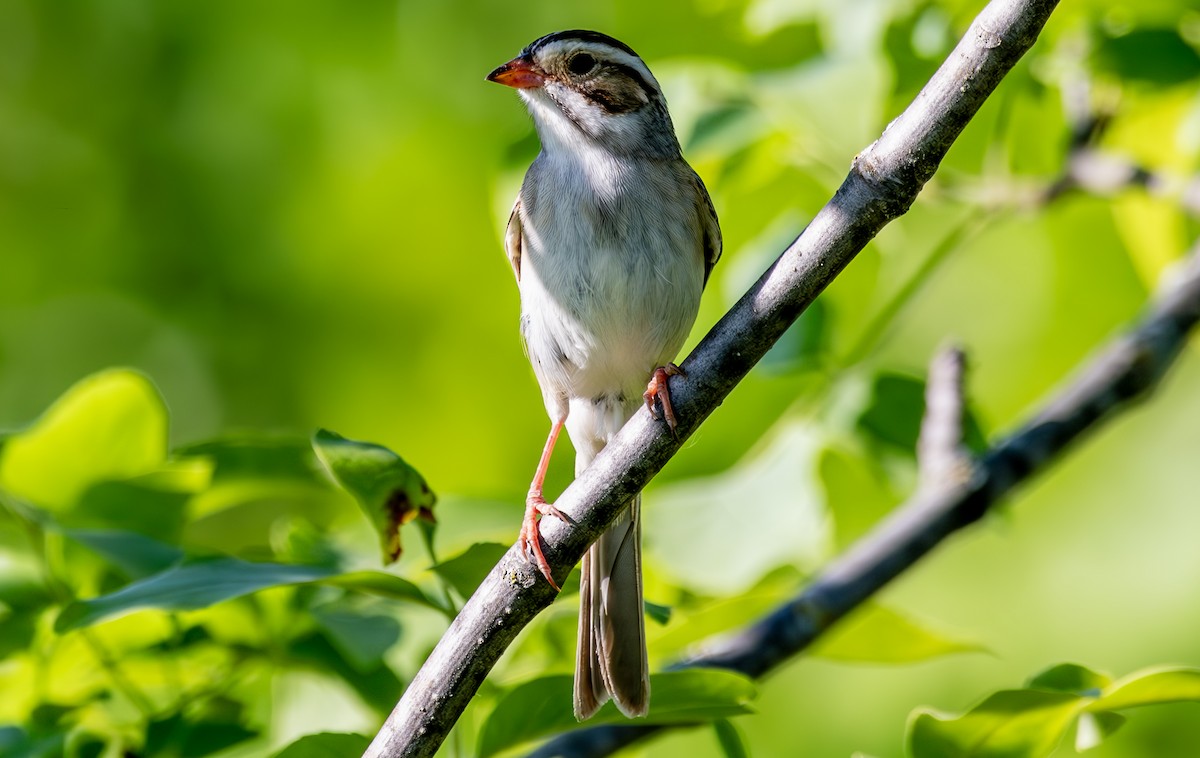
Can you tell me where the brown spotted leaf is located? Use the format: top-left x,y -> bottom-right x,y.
312,429 -> 436,564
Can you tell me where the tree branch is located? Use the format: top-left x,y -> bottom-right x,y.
364,0 -> 1061,754
530,240 -> 1200,758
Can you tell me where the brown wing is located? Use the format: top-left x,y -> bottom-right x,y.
504,197 -> 523,283
690,169 -> 722,286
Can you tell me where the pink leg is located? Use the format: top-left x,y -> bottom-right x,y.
644,363 -> 685,433
519,419 -> 569,591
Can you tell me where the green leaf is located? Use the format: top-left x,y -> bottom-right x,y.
180,435 -> 329,520
428,542 -> 507,598
55,557 -> 440,631
1095,28 -> 1200,86
143,698 -> 258,758
857,373 -> 986,455
322,570 -> 443,611
818,444 -> 897,548
72,478 -> 191,542
712,718 -> 749,758
270,732 -> 371,758
0,370 -> 167,510
55,557 -> 332,631
644,599 -> 672,626
1027,663 -> 1111,697
312,429 -> 436,564
313,608 -> 401,673
908,690 -> 1082,758
179,435 -> 322,483
62,528 -> 184,579
1087,667 -> 1200,712
478,669 -> 757,757
811,603 -> 984,663
0,726 -> 64,758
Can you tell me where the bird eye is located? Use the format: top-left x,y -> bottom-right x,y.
567,53 -> 597,75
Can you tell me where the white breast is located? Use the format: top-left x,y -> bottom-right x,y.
517,146 -> 705,418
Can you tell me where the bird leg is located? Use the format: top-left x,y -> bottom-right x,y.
643,363 -> 685,433
519,418 -> 569,591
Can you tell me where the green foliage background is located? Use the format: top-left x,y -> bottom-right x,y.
2,0 -> 1200,755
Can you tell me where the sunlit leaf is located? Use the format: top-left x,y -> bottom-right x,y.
1087,667 -> 1200,712
0,370 -> 167,510
908,690 -> 1082,758
55,557 -> 441,631
429,542 -> 507,598
812,603 -> 984,663
270,732 -> 371,758
312,429 -> 436,564
478,669 -> 757,757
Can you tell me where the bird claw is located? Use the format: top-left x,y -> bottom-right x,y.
519,494 -> 567,591
644,363 -> 685,434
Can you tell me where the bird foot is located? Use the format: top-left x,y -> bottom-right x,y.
644,363 -> 685,434
519,493 -> 568,591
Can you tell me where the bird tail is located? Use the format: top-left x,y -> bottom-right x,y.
571,412 -> 650,721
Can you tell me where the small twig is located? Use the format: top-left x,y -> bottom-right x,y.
528,240 -> 1200,758
918,345 -> 970,490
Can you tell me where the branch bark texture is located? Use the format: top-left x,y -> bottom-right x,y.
530,240 -> 1200,758
365,0 -> 1061,755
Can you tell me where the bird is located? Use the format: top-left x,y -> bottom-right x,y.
487,30 -> 721,721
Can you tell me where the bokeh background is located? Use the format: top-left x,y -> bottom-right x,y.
2,0 -> 1200,755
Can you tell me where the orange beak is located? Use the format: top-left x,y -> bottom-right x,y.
486,55 -> 546,89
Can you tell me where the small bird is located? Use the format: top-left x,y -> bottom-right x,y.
488,31 -> 721,720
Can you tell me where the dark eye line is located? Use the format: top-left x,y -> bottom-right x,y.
604,61 -> 656,100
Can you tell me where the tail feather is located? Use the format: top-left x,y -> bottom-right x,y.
571,405 -> 650,721
574,496 -> 649,720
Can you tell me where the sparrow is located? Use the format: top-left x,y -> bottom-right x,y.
487,30 -> 721,720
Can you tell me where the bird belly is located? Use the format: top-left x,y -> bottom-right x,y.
519,226 -> 702,414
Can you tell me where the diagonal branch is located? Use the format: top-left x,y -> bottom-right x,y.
531,241 -> 1200,757
365,0 -> 1061,755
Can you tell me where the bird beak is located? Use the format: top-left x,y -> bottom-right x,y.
487,55 -> 546,89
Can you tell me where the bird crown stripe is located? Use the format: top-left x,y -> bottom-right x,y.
528,29 -> 640,59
